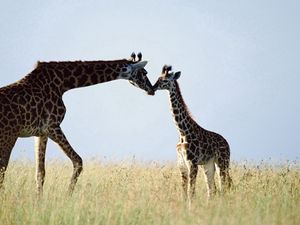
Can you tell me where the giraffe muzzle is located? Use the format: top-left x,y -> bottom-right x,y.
147,89 -> 155,96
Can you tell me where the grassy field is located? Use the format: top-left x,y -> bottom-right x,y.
0,159 -> 299,225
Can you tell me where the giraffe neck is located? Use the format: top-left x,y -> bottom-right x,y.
27,60 -> 130,94
168,81 -> 197,137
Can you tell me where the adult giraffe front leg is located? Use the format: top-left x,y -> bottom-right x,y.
35,135 -> 48,196
48,126 -> 83,194
0,135 -> 17,190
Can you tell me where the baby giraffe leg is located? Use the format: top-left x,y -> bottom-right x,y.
203,157 -> 216,198
216,156 -> 232,191
188,164 -> 198,201
219,167 -> 232,191
177,143 -> 188,200
178,164 -> 188,200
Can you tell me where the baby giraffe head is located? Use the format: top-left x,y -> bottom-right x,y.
153,65 -> 181,91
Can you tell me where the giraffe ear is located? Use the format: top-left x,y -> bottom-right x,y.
173,71 -> 181,80
131,61 -> 148,70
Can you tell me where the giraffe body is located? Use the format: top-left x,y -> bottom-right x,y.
153,66 -> 232,201
0,53 -> 154,194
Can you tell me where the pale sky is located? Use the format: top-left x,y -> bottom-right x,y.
1,0 -> 299,163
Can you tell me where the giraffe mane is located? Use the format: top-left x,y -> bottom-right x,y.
35,59 -> 135,68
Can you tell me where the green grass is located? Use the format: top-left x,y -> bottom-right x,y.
0,159 -> 299,225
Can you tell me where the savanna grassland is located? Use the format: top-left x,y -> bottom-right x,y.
0,159 -> 299,225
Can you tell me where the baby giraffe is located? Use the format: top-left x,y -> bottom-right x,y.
153,65 -> 232,202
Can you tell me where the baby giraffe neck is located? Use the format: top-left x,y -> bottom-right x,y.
168,81 -> 196,137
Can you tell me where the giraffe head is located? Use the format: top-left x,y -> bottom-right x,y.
120,52 -> 155,95
153,65 -> 181,91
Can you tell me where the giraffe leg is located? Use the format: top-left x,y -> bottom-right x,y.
48,126 -> 83,194
180,167 -> 188,200
188,164 -> 198,201
177,143 -> 188,200
178,162 -> 188,200
216,154 -> 232,191
35,135 -> 48,196
0,136 -> 17,189
203,157 -> 216,198
218,166 -> 232,191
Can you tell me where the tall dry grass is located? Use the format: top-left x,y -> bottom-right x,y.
0,159 -> 299,225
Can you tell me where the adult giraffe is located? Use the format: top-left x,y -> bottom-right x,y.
0,52 -> 154,194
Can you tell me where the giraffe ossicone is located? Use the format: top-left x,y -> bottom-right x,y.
0,52 -> 154,194
153,65 -> 232,202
